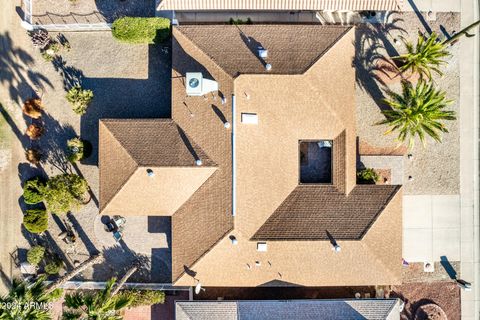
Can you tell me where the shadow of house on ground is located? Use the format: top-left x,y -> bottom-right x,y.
353,13 -> 406,112
92,223 -> 172,284
80,43 -> 172,165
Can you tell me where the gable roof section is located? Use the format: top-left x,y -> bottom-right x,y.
175,25 -> 351,76
99,119 -> 216,215
159,0 -> 404,11
175,299 -> 400,320
252,184 -> 401,241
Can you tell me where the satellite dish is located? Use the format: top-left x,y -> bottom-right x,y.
195,282 -> 202,294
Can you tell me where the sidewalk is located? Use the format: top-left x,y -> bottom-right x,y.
457,0 -> 480,319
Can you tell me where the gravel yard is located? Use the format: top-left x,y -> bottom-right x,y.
11,30 -> 172,283
355,12 -> 460,195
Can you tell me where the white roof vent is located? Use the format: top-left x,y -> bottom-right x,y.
265,63 -> 272,71
257,242 -> 267,252
195,159 -> 203,166
146,169 -> 155,177
241,113 -> 258,124
186,72 -> 219,96
258,48 -> 268,58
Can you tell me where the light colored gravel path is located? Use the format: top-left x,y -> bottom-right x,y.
356,12 -> 460,195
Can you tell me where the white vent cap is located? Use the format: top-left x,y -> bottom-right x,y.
258,48 -> 268,58
257,242 -> 267,252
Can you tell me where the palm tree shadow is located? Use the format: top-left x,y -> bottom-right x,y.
0,32 -> 53,105
353,13 -> 407,112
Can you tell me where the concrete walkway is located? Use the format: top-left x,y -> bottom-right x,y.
458,0 -> 480,318
403,195 -> 461,263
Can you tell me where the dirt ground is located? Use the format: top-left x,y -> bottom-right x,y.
390,282 -> 461,320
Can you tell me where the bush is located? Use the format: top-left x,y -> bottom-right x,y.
45,258 -> 63,275
22,98 -> 43,119
119,290 -> 165,307
23,177 -> 45,204
67,138 -> 84,163
112,17 -> 170,44
23,209 -> 48,234
43,174 -> 89,214
357,168 -> 380,184
66,86 -> 94,115
27,245 -> 45,266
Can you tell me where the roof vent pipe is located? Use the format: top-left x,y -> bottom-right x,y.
258,48 -> 268,58
265,63 -> 272,71
146,169 -> 155,177
195,159 -> 203,166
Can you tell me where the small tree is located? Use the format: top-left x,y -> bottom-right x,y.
23,177 -> 45,204
63,278 -> 134,319
43,173 -> 89,214
357,168 -> 379,184
393,32 -> 450,80
45,258 -> 63,275
27,245 -> 46,266
22,98 -> 43,119
26,148 -> 42,165
0,276 -> 62,319
376,80 -> 456,149
25,123 -> 44,140
67,138 -> 84,163
66,86 -> 94,115
23,209 -> 48,234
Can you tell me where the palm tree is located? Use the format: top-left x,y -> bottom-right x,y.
62,278 -> 133,320
0,276 -> 62,320
377,80 -> 456,149
393,32 -> 450,80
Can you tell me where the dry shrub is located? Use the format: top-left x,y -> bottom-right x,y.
26,124 -> 44,140
26,148 -> 42,164
22,99 -> 44,119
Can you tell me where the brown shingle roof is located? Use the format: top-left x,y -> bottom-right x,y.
251,185 -> 401,241
99,119 -> 216,215
175,25 -> 351,77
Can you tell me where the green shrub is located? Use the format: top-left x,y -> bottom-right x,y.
43,174 -> 89,214
45,258 -> 63,275
112,17 -> 170,44
228,17 -> 253,25
66,86 -> 94,115
23,177 -> 45,204
23,209 -> 48,234
119,290 -> 165,307
67,138 -> 84,163
357,168 -> 380,184
27,245 -> 45,266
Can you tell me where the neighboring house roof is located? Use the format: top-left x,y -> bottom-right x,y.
158,0 -> 404,11
175,25 -> 351,76
252,185 -> 400,240
99,119 -> 217,216
175,299 -> 401,320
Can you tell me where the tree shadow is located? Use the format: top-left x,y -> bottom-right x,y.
80,43 -> 172,166
39,112 -> 76,174
353,13 -> 406,112
0,32 -> 53,105
67,212 -> 99,256
51,56 -> 85,91
0,263 -> 12,289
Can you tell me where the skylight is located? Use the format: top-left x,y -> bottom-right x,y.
299,140 -> 333,184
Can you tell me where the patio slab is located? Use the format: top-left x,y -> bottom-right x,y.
403,195 -> 461,262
